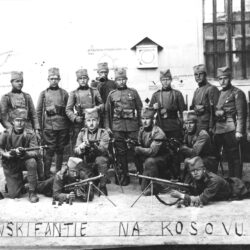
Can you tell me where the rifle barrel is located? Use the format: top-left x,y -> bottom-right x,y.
24,145 -> 49,152
64,174 -> 104,189
128,173 -> 191,188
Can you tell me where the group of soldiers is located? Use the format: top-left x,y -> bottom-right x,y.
0,61 -> 249,207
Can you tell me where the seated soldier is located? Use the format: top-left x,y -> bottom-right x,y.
53,157 -> 94,202
74,108 -> 110,195
0,109 -> 39,203
134,107 -> 170,195
179,110 -> 218,176
171,156 -> 250,207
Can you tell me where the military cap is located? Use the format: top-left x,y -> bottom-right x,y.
217,66 -> 231,78
11,71 -> 23,81
184,110 -> 197,122
186,156 -> 204,169
76,69 -> 88,79
114,67 -> 127,79
160,69 -> 172,79
97,62 -> 109,72
141,107 -> 155,119
67,157 -> 86,171
193,64 -> 206,74
85,108 -> 99,119
11,108 -> 28,120
48,67 -> 60,77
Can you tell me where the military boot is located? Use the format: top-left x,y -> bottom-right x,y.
0,192 -> 4,200
29,191 -> 39,203
44,155 -> 53,179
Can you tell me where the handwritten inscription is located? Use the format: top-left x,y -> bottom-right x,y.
0,221 -> 246,238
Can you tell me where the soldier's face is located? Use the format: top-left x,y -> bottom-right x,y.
77,76 -> 89,87
190,165 -> 205,180
86,117 -> 99,131
48,75 -> 60,87
218,76 -> 231,89
161,77 -> 172,89
194,72 -> 206,84
13,118 -> 25,132
11,79 -> 23,90
141,117 -> 153,128
116,78 -> 127,88
186,121 -> 196,134
98,70 -> 109,79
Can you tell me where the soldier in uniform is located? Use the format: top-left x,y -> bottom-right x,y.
214,66 -> 247,178
191,64 -> 219,133
53,157 -> 94,203
170,156 -> 250,207
1,71 -> 44,180
179,111 -> 218,174
134,107 -> 169,195
66,69 -> 103,152
105,67 -> 143,186
92,62 -> 116,127
0,109 -> 39,203
37,68 -> 70,179
74,109 -> 110,195
150,69 -> 185,179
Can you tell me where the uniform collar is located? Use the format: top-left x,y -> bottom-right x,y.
48,86 -> 59,90
221,84 -> 232,91
88,128 -> 98,134
162,86 -> 172,91
78,85 -> 89,90
11,89 -> 22,94
117,86 -> 127,90
143,125 -> 153,132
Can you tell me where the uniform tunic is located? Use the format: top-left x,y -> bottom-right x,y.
191,81 -> 219,132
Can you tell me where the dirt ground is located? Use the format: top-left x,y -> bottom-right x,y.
1,161 -> 250,249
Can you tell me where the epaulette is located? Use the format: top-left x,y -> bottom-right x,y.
90,86 -> 97,90
25,129 -> 35,135
109,89 -> 117,95
80,127 -> 87,132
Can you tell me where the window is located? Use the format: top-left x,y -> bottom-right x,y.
203,0 -> 250,79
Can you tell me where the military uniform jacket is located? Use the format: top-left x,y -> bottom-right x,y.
97,79 -> 117,104
105,87 -> 142,132
215,85 -> 247,134
137,125 -> 167,157
36,87 -> 70,130
190,172 -> 231,205
191,82 -> 219,131
66,86 -> 103,124
181,130 -> 212,158
149,88 -> 185,132
1,91 -> 40,130
0,128 -> 38,163
74,127 -> 110,156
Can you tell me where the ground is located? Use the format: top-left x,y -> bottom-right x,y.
1,162 -> 250,249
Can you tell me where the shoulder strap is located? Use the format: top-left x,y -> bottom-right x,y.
89,88 -> 95,107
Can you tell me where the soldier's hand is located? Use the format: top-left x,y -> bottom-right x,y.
2,151 -> 13,159
190,196 -> 200,207
16,147 -> 25,157
75,116 -> 83,124
106,128 -> 113,136
67,191 -> 76,201
134,146 -> 143,155
235,132 -> 243,141
153,103 -> 159,110
170,190 -> 184,199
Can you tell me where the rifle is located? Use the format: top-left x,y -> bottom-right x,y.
129,172 -> 193,206
64,174 -> 104,205
9,145 -> 49,158
153,137 -> 182,153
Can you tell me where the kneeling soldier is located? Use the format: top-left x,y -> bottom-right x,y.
134,107 -> 169,195
74,109 -> 110,195
179,111 -> 218,175
53,157 -> 94,202
171,156 -> 250,206
0,109 -> 39,203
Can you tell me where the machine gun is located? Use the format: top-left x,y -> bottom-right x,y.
9,145 -> 49,158
129,172 -> 193,207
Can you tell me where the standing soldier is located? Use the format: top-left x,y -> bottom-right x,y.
150,69 -> 185,179
191,64 -> 219,133
0,109 -> 39,202
66,69 -> 103,152
74,109 -> 110,195
105,68 -> 142,186
36,68 -> 70,179
214,66 -> 247,178
1,71 -> 44,180
92,62 -> 116,127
